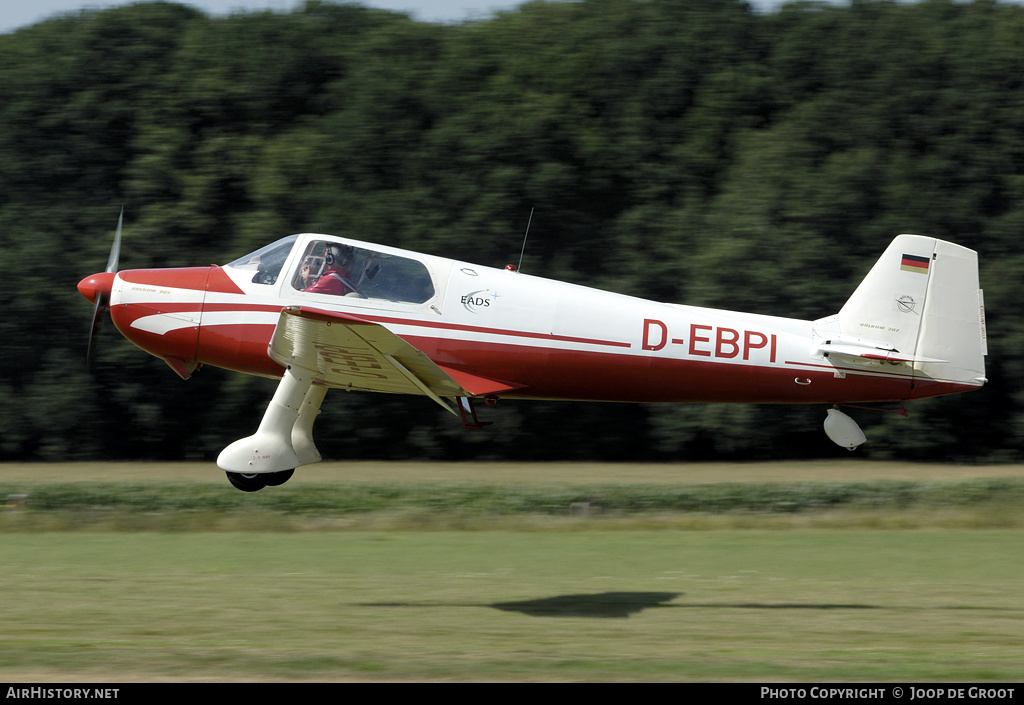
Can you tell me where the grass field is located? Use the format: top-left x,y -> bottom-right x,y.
1,461 -> 1022,682
5,459 -> 1024,484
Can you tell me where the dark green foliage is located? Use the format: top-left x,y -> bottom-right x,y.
1,0 -> 1021,462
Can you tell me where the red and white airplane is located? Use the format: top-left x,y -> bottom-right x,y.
78,215 -> 987,491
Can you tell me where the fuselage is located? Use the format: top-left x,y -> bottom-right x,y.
90,233 -> 974,405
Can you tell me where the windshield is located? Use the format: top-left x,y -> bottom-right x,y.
227,235 -> 299,285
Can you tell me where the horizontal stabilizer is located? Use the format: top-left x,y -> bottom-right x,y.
817,340 -> 948,364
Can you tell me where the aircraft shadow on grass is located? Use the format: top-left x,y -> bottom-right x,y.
362,591 -> 681,618
490,599 -> 1024,617
363,593 -> 896,618
492,592 -> 681,618
365,592 -> 1024,618
489,594 -> 891,618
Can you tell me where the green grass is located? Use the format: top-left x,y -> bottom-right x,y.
1,461 -> 1022,681
0,530 -> 1021,681
2,477 -> 1023,531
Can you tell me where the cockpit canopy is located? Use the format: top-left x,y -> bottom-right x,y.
227,234 -> 438,306
290,239 -> 435,303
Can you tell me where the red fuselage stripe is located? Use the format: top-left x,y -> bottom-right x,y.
343,312 -> 632,348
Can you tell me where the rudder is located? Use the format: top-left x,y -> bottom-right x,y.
914,238 -> 987,390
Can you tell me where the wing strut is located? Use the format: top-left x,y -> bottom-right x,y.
381,356 -> 493,428
457,396 -> 493,430
383,354 -> 459,418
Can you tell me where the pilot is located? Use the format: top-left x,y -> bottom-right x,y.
302,244 -> 358,296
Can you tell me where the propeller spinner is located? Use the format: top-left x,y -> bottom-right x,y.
79,208 -> 123,365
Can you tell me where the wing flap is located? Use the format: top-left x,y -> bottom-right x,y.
437,365 -> 525,396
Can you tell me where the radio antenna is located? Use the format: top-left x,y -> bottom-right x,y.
516,207 -> 534,273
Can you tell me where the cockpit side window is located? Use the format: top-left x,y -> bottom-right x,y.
291,240 -> 435,304
227,235 -> 298,285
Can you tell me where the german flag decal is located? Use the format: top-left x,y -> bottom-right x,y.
900,253 -> 931,274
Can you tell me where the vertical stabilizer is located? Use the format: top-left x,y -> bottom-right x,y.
834,234 -> 937,357
817,234 -> 986,393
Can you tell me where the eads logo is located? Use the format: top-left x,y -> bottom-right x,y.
461,289 -> 498,313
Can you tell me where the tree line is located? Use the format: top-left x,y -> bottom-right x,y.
0,0 -> 1020,463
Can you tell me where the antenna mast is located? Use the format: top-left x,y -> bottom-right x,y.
516,207 -> 534,273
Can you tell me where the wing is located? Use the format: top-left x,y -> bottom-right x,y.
267,306 -> 523,414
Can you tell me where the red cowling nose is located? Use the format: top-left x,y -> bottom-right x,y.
77,272 -> 116,305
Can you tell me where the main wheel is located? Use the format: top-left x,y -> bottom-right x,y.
226,472 -> 268,492
263,469 -> 295,487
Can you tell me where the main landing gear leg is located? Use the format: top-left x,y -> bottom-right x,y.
218,365 -> 319,489
291,383 -> 328,466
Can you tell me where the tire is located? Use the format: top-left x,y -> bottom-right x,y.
263,469 -> 295,487
225,472 -> 268,492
